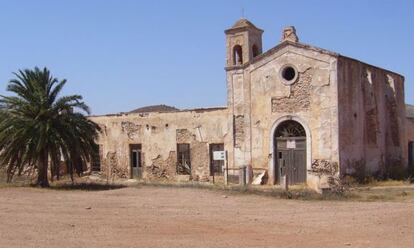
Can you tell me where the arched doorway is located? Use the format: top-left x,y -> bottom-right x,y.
252,44 -> 259,58
233,45 -> 243,65
274,120 -> 307,185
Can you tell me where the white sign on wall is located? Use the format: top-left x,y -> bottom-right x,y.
286,140 -> 296,149
213,151 -> 226,161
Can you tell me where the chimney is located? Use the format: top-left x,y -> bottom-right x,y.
281,26 -> 299,43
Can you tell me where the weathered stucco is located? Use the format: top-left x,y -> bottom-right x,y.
408,119 -> 414,142
226,41 -> 339,190
89,108 -> 229,181
337,56 -> 406,176
88,18 -> 413,191
407,117 -> 414,169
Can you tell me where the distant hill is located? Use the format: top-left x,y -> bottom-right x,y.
129,104 -> 179,114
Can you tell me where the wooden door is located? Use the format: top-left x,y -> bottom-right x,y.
274,120 -> 307,185
130,144 -> 142,179
276,138 -> 306,185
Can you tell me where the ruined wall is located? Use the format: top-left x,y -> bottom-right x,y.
408,119 -> 414,142
190,141 -> 210,181
227,43 -> 339,189
226,68 -> 251,171
408,118 -> 414,169
270,67 -> 312,113
337,56 -> 406,176
89,108 -> 229,181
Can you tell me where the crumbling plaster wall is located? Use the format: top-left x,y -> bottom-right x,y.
227,44 -> 339,188
337,56 -> 406,175
408,119 -> 414,142
226,68 -> 250,170
89,108 -> 229,181
408,118 -> 414,168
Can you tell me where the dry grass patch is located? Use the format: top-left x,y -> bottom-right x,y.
349,185 -> 414,201
133,180 -> 414,202
2,171 -> 414,201
133,181 -> 354,201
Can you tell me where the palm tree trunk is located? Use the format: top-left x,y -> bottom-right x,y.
56,162 -> 60,181
37,150 -> 49,187
50,161 -> 55,182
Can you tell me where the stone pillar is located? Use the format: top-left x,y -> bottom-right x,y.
246,164 -> 253,184
223,165 -> 228,186
239,165 -> 247,186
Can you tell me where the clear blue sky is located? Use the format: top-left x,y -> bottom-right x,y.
1,0 -> 413,115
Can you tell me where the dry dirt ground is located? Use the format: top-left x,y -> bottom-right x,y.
0,186 -> 413,248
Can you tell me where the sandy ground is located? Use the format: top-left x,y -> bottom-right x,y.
0,186 -> 413,248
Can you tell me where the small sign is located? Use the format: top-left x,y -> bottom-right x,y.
213,151 -> 226,161
287,140 -> 296,149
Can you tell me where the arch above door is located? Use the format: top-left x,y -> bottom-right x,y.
268,115 -> 312,185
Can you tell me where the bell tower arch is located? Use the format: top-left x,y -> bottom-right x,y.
225,18 -> 263,68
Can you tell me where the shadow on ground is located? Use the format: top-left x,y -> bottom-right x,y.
50,182 -> 127,191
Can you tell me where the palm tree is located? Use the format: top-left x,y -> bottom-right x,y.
0,67 -> 100,187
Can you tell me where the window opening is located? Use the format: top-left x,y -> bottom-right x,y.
177,144 -> 191,175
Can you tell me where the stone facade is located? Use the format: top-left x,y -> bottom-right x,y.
270,68 -> 312,113
408,119 -> 414,142
89,18 -> 413,191
406,105 -> 414,142
407,106 -> 414,170
337,58 -> 407,176
89,108 -> 229,182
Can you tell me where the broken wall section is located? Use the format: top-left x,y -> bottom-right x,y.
176,129 -> 211,182
89,108 -> 229,182
146,151 -> 177,181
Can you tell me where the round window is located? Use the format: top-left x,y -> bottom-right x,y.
279,65 -> 298,85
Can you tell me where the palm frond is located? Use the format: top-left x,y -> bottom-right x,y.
0,67 -> 99,187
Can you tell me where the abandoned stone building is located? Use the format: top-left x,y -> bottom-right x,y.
89,18 -> 414,191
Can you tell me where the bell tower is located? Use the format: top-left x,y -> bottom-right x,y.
225,19 -> 263,170
225,18 -> 263,68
